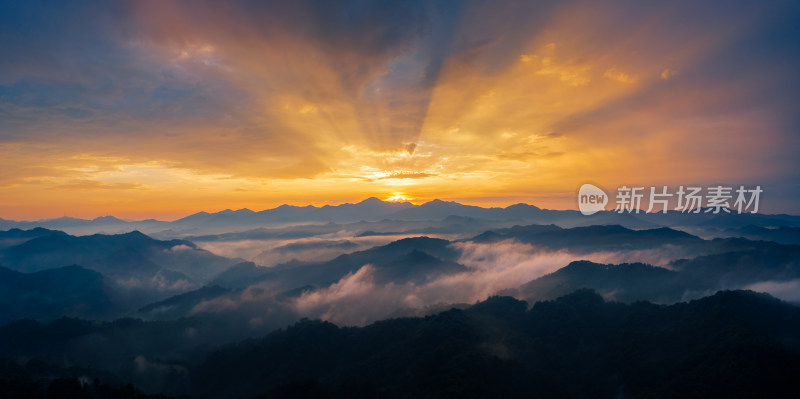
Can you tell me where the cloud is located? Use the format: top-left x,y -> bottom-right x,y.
660,68 -> 678,80
194,233 -> 453,265
603,68 -> 636,83
376,172 -> 437,180
253,239 -> 361,265
168,244 -> 194,252
288,240 -> 633,326
2,0 -> 800,217
115,270 -> 195,293
52,179 -> 144,191
745,279 -> 800,303
287,238 -> 708,326
293,265 -> 405,326
184,235 -> 777,328
188,238 -> 591,326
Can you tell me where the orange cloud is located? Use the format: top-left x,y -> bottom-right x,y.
0,0 -> 798,218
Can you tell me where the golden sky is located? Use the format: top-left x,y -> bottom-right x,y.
1,0 -> 798,219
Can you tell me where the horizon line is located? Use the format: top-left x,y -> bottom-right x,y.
2,196 -> 797,223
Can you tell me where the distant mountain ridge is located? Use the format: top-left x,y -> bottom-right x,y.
0,229 -> 241,322
3,197 -> 799,236
0,230 -> 234,281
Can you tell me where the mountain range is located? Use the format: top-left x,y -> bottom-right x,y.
3,198 -> 799,237
5,290 -> 797,398
4,223 -> 800,325
2,210 -> 800,397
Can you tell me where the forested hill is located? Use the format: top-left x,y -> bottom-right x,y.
192,289 -> 800,399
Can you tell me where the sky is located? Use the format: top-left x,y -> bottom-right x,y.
1,0 -> 799,220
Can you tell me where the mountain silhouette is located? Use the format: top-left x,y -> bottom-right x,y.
0,230 -> 236,282
190,289 -> 800,399
0,265 -> 113,323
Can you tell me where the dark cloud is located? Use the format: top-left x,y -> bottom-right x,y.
0,1 -> 245,142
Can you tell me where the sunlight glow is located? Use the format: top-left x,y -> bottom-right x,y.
386,194 -> 412,203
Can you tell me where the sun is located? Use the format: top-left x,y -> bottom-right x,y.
386,194 -> 412,202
